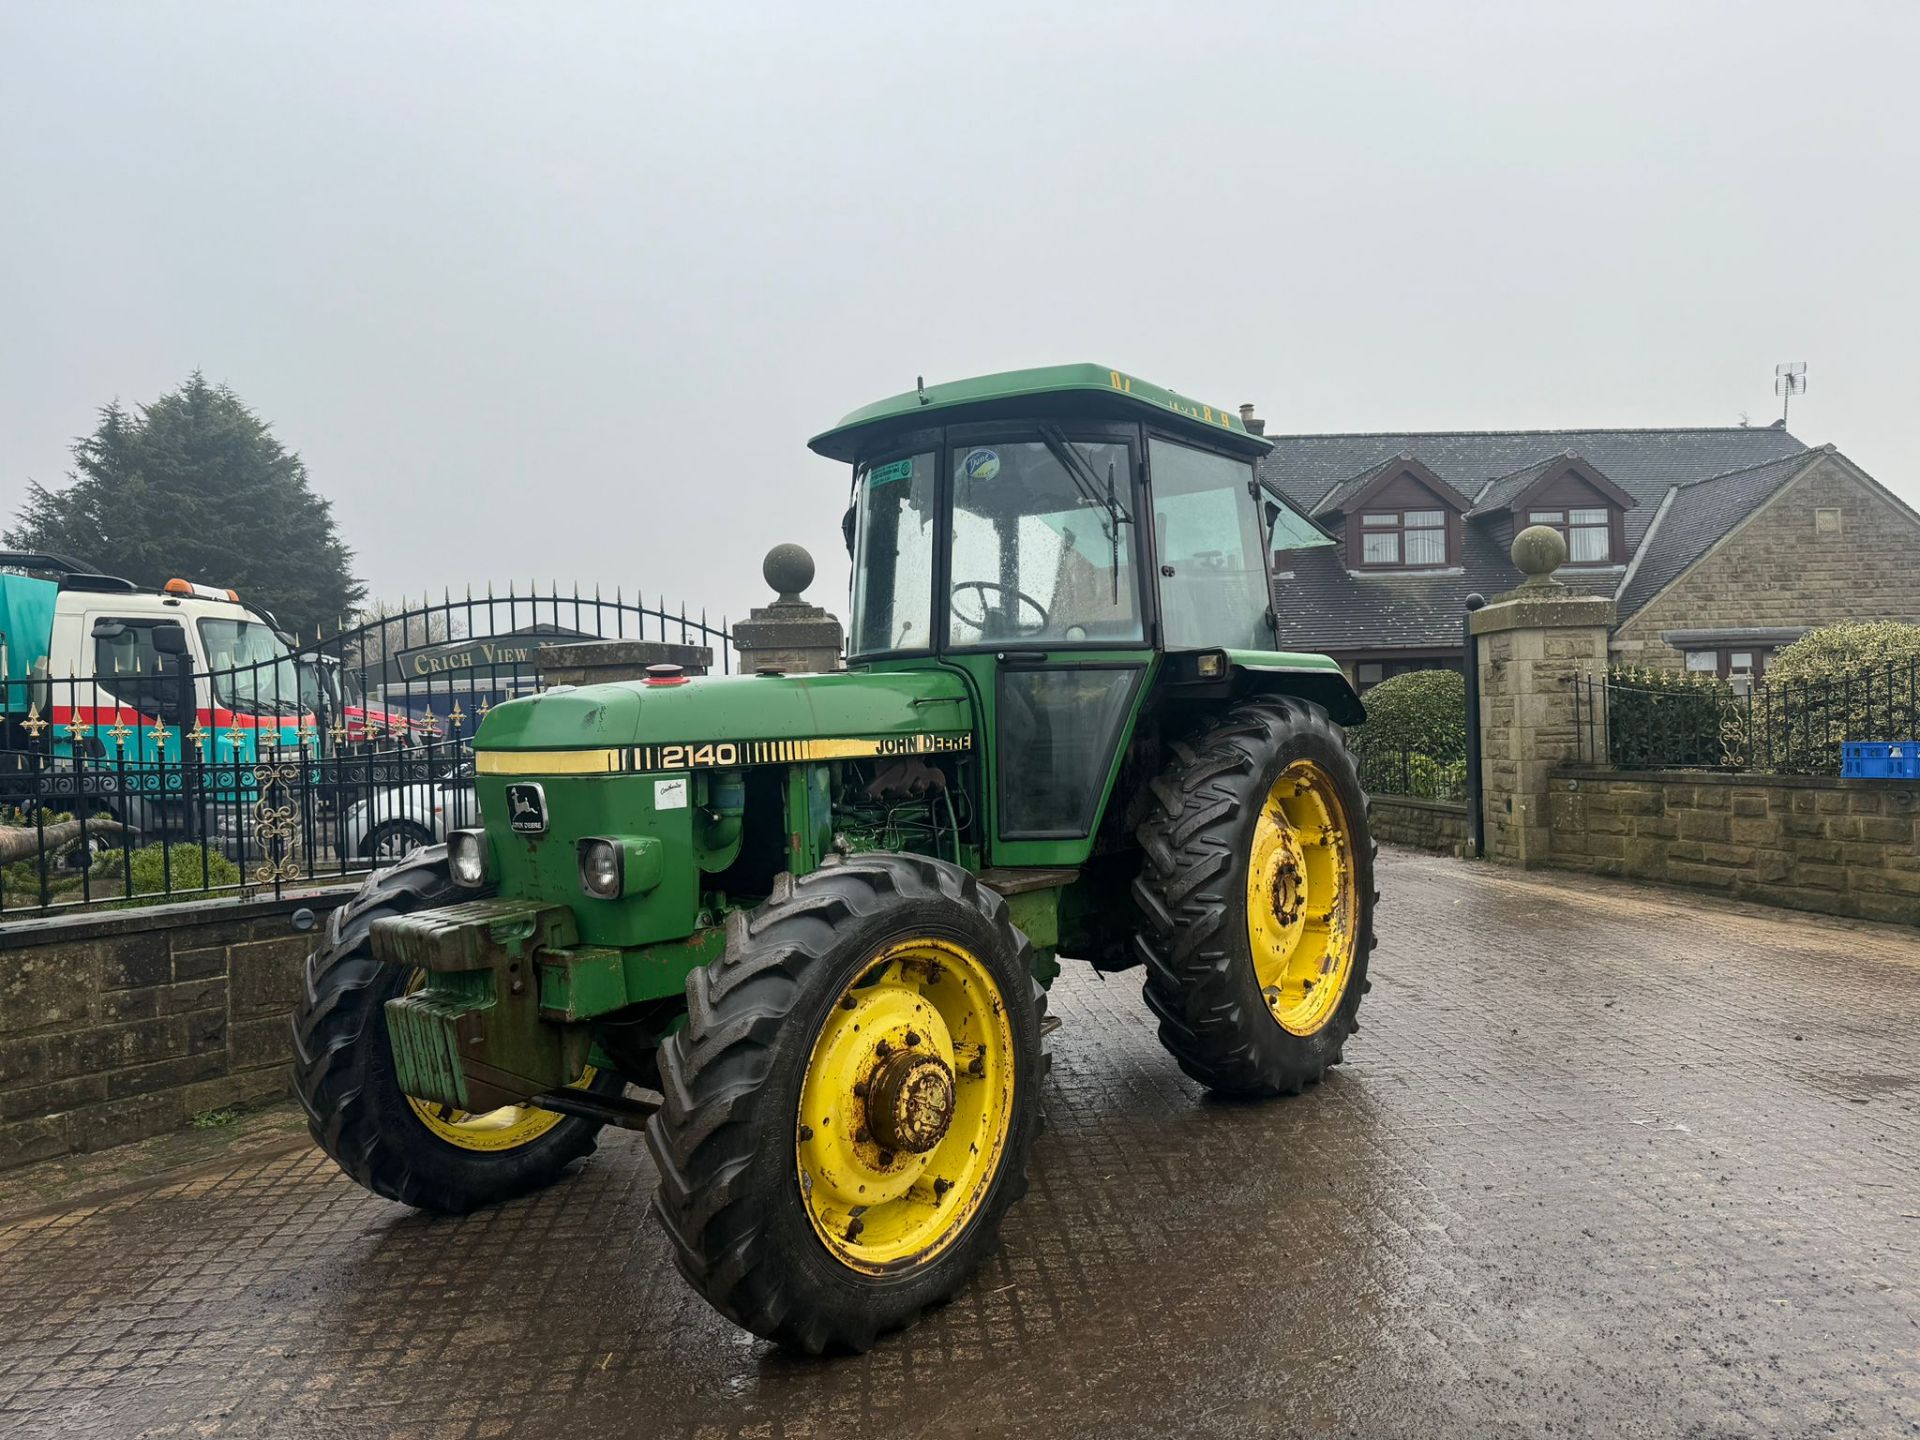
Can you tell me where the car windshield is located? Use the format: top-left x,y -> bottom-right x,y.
199,617 -> 304,714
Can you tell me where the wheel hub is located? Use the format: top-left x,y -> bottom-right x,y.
1270,852 -> 1304,927
866,1050 -> 955,1154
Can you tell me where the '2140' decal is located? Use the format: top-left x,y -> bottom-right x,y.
626,733 -> 973,771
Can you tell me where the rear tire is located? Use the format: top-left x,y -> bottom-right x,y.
648,853 -> 1046,1354
290,845 -> 612,1213
1132,696 -> 1376,1097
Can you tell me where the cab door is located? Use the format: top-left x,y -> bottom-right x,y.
937,423 -> 1155,866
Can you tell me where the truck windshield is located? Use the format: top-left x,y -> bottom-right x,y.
199,618 -> 304,714
1149,438 -> 1272,649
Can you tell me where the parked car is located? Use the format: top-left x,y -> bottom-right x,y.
335,762 -> 480,862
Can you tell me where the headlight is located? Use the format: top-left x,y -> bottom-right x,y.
578,837 -> 624,899
449,829 -> 489,887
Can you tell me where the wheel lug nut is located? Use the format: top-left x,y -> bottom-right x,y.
904,1030 -> 920,1048
877,1150 -> 895,1167
933,1177 -> 951,1198
875,1040 -> 891,1057
798,1124 -> 813,1142
855,1126 -> 870,1144
840,995 -> 857,1010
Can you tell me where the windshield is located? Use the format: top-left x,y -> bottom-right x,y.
948,438 -> 1141,647
1148,438 -> 1272,649
199,617 -> 304,714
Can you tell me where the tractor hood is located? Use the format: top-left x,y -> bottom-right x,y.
474,668 -> 975,760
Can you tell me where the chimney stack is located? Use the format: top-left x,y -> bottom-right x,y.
1238,403 -> 1266,436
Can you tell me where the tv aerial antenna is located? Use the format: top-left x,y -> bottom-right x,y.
1774,362 -> 1806,424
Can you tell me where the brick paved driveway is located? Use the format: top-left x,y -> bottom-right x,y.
2,849 -> 1917,1439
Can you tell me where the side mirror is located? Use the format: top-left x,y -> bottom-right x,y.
151,623 -> 190,657
841,504 -> 856,558
1263,499 -> 1282,536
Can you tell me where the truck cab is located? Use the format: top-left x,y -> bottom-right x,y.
2,554 -> 310,833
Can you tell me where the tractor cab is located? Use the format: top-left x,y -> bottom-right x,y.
811,363 -> 1357,859
814,363 -> 1281,660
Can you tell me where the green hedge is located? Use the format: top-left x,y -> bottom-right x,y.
1348,669 -> 1466,764
1349,669 -> 1467,798
1746,621 -> 1920,773
1767,620 -> 1920,688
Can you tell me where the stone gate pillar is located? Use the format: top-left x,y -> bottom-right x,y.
1471,527 -> 1613,868
732,544 -> 846,675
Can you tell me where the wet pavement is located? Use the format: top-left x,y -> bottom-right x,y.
2,848 -> 1918,1439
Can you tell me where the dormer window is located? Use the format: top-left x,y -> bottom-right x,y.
1309,455 -> 1468,572
1527,507 -> 1612,564
1360,509 -> 1448,567
1466,451 -> 1634,567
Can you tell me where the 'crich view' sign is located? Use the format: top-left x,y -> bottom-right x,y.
382,625 -> 590,685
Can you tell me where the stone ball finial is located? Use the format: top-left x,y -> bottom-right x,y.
763,543 -> 815,603
1511,524 -> 1568,585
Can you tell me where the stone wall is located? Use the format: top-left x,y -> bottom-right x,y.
1547,769 -> 1920,924
0,886 -> 355,1172
1613,451 -> 1920,669
1371,796 -> 1470,855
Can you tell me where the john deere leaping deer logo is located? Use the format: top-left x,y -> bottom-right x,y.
504,783 -> 547,835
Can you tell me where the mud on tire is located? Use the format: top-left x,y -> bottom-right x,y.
1132,695 -> 1377,1097
290,844 -> 610,1213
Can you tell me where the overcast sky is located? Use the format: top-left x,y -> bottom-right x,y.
3,1 -> 1914,634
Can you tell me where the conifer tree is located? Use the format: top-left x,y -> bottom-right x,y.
7,372 -> 364,638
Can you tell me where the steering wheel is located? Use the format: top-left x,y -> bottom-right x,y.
950,580 -> 1050,637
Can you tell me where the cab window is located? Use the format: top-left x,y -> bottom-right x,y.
1149,438 -> 1271,650
92,620 -> 178,718
948,439 -> 1141,648
850,452 -> 938,655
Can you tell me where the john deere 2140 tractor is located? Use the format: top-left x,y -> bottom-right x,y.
293,364 -> 1374,1353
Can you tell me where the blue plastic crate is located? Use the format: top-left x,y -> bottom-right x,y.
1842,741 -> 1920,779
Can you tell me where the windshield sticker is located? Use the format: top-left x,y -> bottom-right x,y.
961,447 -> 1001,483
868,459 -> 915,487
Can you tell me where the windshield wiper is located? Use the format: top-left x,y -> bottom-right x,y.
1039,426 -> 1132,603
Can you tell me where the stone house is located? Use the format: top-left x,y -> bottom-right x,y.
1253,425 -> 1920,688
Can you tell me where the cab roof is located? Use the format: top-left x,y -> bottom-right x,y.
808,363 -> 1274,463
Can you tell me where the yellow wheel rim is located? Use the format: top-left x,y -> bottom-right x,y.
1246,759 -> 1358,1037
399,972 -> 595,1153
796,938 -> 1016,1274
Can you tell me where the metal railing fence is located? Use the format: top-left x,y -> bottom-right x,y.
1,587 -> 730,916
1357,748 -> 1468,803
1573,661 -> 1920,775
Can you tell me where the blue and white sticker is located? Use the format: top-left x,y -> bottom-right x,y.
961,447 -> 1001,483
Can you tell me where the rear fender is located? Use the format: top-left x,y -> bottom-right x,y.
1158,649 -> 1366,727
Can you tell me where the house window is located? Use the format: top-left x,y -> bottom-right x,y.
1683,647 -> 1772,683
1528,507 -> 1613,564
1358,509 -> 1448,568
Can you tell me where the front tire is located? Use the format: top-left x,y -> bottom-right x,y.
290,845 -> 611,1213
1133,696 -> 1376,1097
648,853 -> 1046,1354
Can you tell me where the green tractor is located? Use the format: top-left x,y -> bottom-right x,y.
292,364 -> 1375,1353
